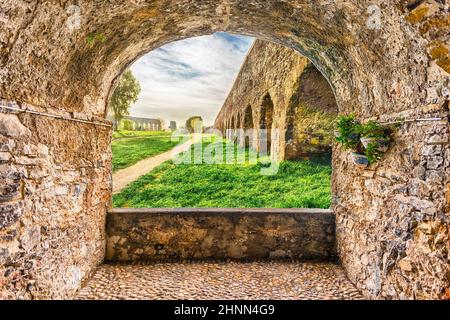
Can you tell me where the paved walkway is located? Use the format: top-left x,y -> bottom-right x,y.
112,139 -> 194,194
76,261 -> 364,300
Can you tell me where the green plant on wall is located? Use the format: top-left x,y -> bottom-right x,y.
334,114 -> 362,151
358,120 -> 385,138
335,115 -> 395,166
365,142 -> 384,164
86,32 -> 107,47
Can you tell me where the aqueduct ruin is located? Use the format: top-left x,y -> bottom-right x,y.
214,39 -> 338,160
0,0 -> 449,299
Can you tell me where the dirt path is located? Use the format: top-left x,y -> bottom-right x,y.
112,139 -> 194,194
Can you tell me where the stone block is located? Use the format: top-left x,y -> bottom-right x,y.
0,138 -> 15,152
20,226 -> 41,252
0,114 -> 31,138
398,258 -> 414,272
409,179 -> 431,198
427,134 -> 448,145
0,151 -> 11,163
426,170 -> 443,184
422,144 -> 442,156
54,185 -> 69,196
13,156 -> 39,166
426,156 -> 443,169
0,203 -> 23,228
0,178 -> 21,202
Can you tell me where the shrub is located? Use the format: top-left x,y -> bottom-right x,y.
365,142 -> 383,164
335,115 -> 395,165
122,119 -> 134,131
358,120 -> 386,138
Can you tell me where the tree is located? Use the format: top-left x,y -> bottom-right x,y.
122,119 -> 134,131
185,116 -> 203,133
157,118 -> 167,131
109,69 -> 141,130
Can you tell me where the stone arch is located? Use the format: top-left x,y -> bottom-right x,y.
243,105 -> 254,130
259,94 -> 275,155
0,1 -> 449,300
242,105 -> 254,148
230,113 -> 238,142
285,63 -> 339,160
222,119 -> 227,136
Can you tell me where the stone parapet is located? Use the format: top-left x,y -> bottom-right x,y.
106,208 -> 336,262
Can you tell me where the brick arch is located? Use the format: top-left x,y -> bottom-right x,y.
0,1 -> 449,300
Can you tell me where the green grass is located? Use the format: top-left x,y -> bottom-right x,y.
112,131 -> 180,172
112,137 -> 332,208
112,130 -> 170,139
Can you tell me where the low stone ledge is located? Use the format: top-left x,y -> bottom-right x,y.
106,208 -> 336,262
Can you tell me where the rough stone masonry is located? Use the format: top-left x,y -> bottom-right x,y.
105,208 -> 336,262
0,0 -> 449,299
0,102 -> 112,299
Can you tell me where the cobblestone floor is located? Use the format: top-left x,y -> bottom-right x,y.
76,261 -> 364,300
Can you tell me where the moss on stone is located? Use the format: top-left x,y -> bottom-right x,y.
292,104 -> 335,155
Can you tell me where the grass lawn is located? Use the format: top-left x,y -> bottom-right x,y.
112,131 -> 180,172
112,130 -> 170,139
112,137 -> 332,208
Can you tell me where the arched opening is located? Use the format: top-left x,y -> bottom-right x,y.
284,63 -> 339,160
231,113 -> 238,141
259,94 -> 275,155
0,1 -> 448,300
242,105 -> 254,148
222,119 -> 227,136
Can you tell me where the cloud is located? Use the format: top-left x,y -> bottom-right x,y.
129,32 -> 254,127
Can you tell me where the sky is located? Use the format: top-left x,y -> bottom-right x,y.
129,32 -> 255,127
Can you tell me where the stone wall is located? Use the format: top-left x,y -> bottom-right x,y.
0,101 -> 112,299
214,40 -> 338,160
334,104 -> 450,299
106,208 -> 336,262
122,116 -> 162,131
0,0 -> 449,300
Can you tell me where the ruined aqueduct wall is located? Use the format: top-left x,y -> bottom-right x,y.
0,0 -> 449,299
214,40 -> 338,160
